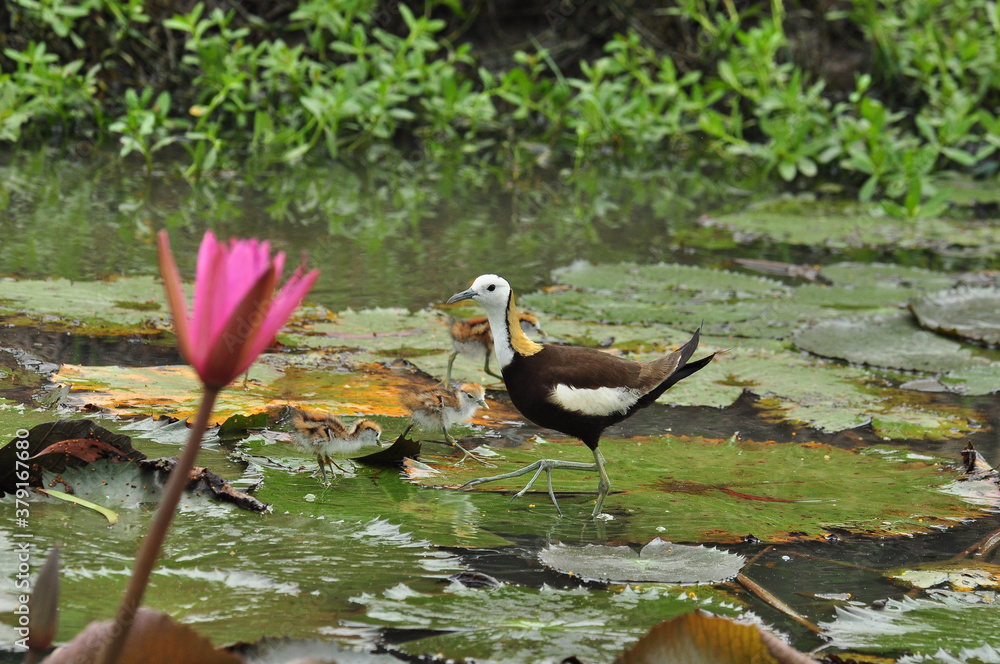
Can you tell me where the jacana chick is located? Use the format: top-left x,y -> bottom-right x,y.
401,382 -> 489,464
445,312 -> 544,384
290,407 -> 384,482
447,274 -> 716,517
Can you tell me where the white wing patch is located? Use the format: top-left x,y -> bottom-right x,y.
550,384 -> 641,417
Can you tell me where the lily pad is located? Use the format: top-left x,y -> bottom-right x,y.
701,208 -> 1000,251
795,263 -> 956,310
820,590 -> 1000,653
410,434 -> 987,542
910,287 -> 1000,345
350,581 -> 749,663
0,276 -> 176,336
665,344 -> 977,439
889,563 -> 1000,591
550,261 -> 790,297
538,538 -> 745,584
521,262 -> 793,337
793,313 -> 985,374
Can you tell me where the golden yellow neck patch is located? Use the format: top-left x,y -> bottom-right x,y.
508,297 -> 543,357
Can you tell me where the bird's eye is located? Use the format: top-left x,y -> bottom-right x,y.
487,284 -> 496,292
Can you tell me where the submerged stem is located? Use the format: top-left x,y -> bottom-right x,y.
98,386 -> 221,664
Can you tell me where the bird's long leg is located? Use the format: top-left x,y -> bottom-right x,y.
460,458 -> 600,515
442,428 -> 494,466
590,448 -> 611,517
443,352 -> 458,385
315,454 -> 329,484
325,455 -> 349,474
482,354 -> 501,380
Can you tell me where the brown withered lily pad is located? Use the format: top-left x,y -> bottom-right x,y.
1,419 -> 265,512
0,419 -> 142,495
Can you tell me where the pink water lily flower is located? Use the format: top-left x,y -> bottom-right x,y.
157,230 -> 319,389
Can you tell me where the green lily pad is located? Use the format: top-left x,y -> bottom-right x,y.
550,261 -> 790,297
910,287 -> 1000,345
538,539 -> 745,584
0,276 -> 176,336
820,590 -> 1000,653
521,262 -> 793,338
350,582 -> 748,663
665,344 -> 977,439
941,365 -> 1000,396
795,263 -> 956,310
702,208 -> 1000,251
899,645 -> 1000,663
793,313 -> 984,374
410,434 -> 986,542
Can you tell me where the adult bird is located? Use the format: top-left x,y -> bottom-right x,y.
290,407 -> 385,482
444,311 -> 544,384
401,382 -> 490,464
447,274 -> 716,517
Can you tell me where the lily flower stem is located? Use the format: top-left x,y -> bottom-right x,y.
98,385 -> 221,664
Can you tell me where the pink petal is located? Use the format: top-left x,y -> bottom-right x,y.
199,263 -> 277,388
234,265 -> 320,376
156,232 -> 193,364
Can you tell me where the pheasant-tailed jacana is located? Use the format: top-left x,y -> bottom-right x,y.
401,382 -> 490,464
290,407 -> 384,482
444,312 -> 544,384
447,274 -> 716,517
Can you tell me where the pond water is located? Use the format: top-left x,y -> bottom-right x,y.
2,149 -> 1000,662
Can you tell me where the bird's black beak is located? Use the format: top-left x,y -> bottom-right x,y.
447,288 -> 476,304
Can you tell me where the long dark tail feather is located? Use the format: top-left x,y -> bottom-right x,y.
638,324 -> 714,407
672,323 -> 703,368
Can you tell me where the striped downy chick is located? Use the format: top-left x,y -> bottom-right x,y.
445,312 -> 543,384
290,407 -> 384,482
401,382 -> 489,464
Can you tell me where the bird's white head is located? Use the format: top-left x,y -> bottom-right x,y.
446,274 -> 511,314
447,274 -> 542,365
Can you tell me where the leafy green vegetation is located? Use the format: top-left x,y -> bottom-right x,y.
3,0 -> 1000,211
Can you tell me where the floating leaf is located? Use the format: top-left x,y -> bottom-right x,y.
666,345 -> 977,439
0,419 -> 142,495
0,276 -> 179,336
889,563 -> 1000,591
899,644 -> 1000,663
410,434 -> 986,542
32,438 -> 132,464
910,287 -> 1000,345
795,263 -> 955,310
701,207 -> 1000,251
793,313 -> 984,373
820,590 -> 1000,653
538,538 -> 745,584
350,582 -> 748,663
